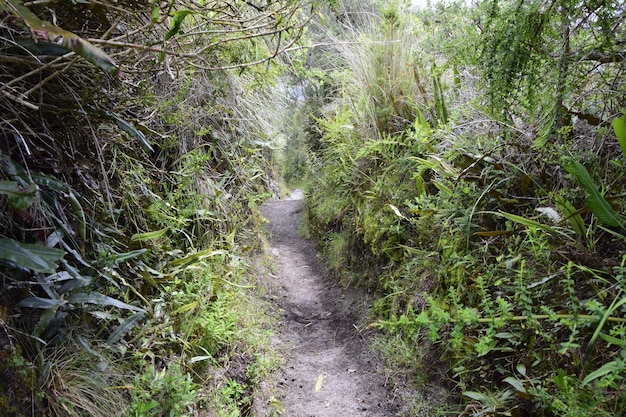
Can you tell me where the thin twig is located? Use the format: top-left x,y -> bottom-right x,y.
1,90 -> 39,110
22,57 -> 79,97
0,53 -> 73,92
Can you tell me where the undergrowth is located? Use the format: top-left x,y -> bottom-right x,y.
298,1 -> 626,416
0,0 -> 299,414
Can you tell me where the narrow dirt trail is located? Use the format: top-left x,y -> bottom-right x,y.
259,191 -> 401,417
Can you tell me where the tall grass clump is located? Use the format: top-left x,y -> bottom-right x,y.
300,0 -> 626,415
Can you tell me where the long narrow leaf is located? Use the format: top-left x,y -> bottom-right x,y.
554,194 -> 586,237
107,311 -> 146,345
582,360 -> 622,386
563,159 -> 625,228
112,114 -> 154,153
167,249 -> 226,268
0,0 -> 120,75
19,296 -> 66,309
599,333 -> 626,348
32,306 -> 59,337
131,228 -> 169,242
108,249 -> 148,264
0,238 -> 65,273
66,292 -> 144,312
589,294 -> 626,345
490,211 -> 559,234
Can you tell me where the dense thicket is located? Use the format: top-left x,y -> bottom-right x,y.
0,0 -> 314,415
298,0 -> 626,415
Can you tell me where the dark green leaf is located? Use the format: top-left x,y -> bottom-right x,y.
33,306 -> 59,337
0,181 -> 37,210
112,115 -> 155,153
107,311 -> 146,345
19,296 -> 66,309
0,238 -> 65,272
554,194 -> 586,237
32,173 -> 69,192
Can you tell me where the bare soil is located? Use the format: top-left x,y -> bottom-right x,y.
259,190 -> 404,416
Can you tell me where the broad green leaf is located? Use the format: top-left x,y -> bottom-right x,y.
612,112 -> 626,159
463,391 -> 493,404
106,311 -> 146,345
166,10 -> 195,41
151,5 -> 160,22
503,376 -> 527,393
32,173 -> 69,192
0,0 -> 120,75
414,107 -> 431,132
414,173 -> 426,196
65,292 -> 144,312
433,180 -> 453,195
0,181 -> 37,210
563,159 -> 626,228
0,238 -> 65,272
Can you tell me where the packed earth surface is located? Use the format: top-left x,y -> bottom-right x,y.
259,190 -> 404,416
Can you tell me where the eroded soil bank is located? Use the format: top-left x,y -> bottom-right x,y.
258,190 -> 403,416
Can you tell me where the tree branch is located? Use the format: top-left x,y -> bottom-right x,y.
584,50 -> 626,64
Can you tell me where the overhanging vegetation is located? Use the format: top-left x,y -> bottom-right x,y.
296,1 -> 626,415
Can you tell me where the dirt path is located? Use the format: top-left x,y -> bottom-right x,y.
259,190 -> 401,416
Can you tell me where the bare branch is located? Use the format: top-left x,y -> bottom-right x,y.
584,50 -> 626,64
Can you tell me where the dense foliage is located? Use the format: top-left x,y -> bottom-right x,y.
0,0 -> 315,415
299,0 -> 626,415
3,0 -> 625,414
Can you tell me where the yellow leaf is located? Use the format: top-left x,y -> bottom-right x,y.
314,374 -> 323,392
